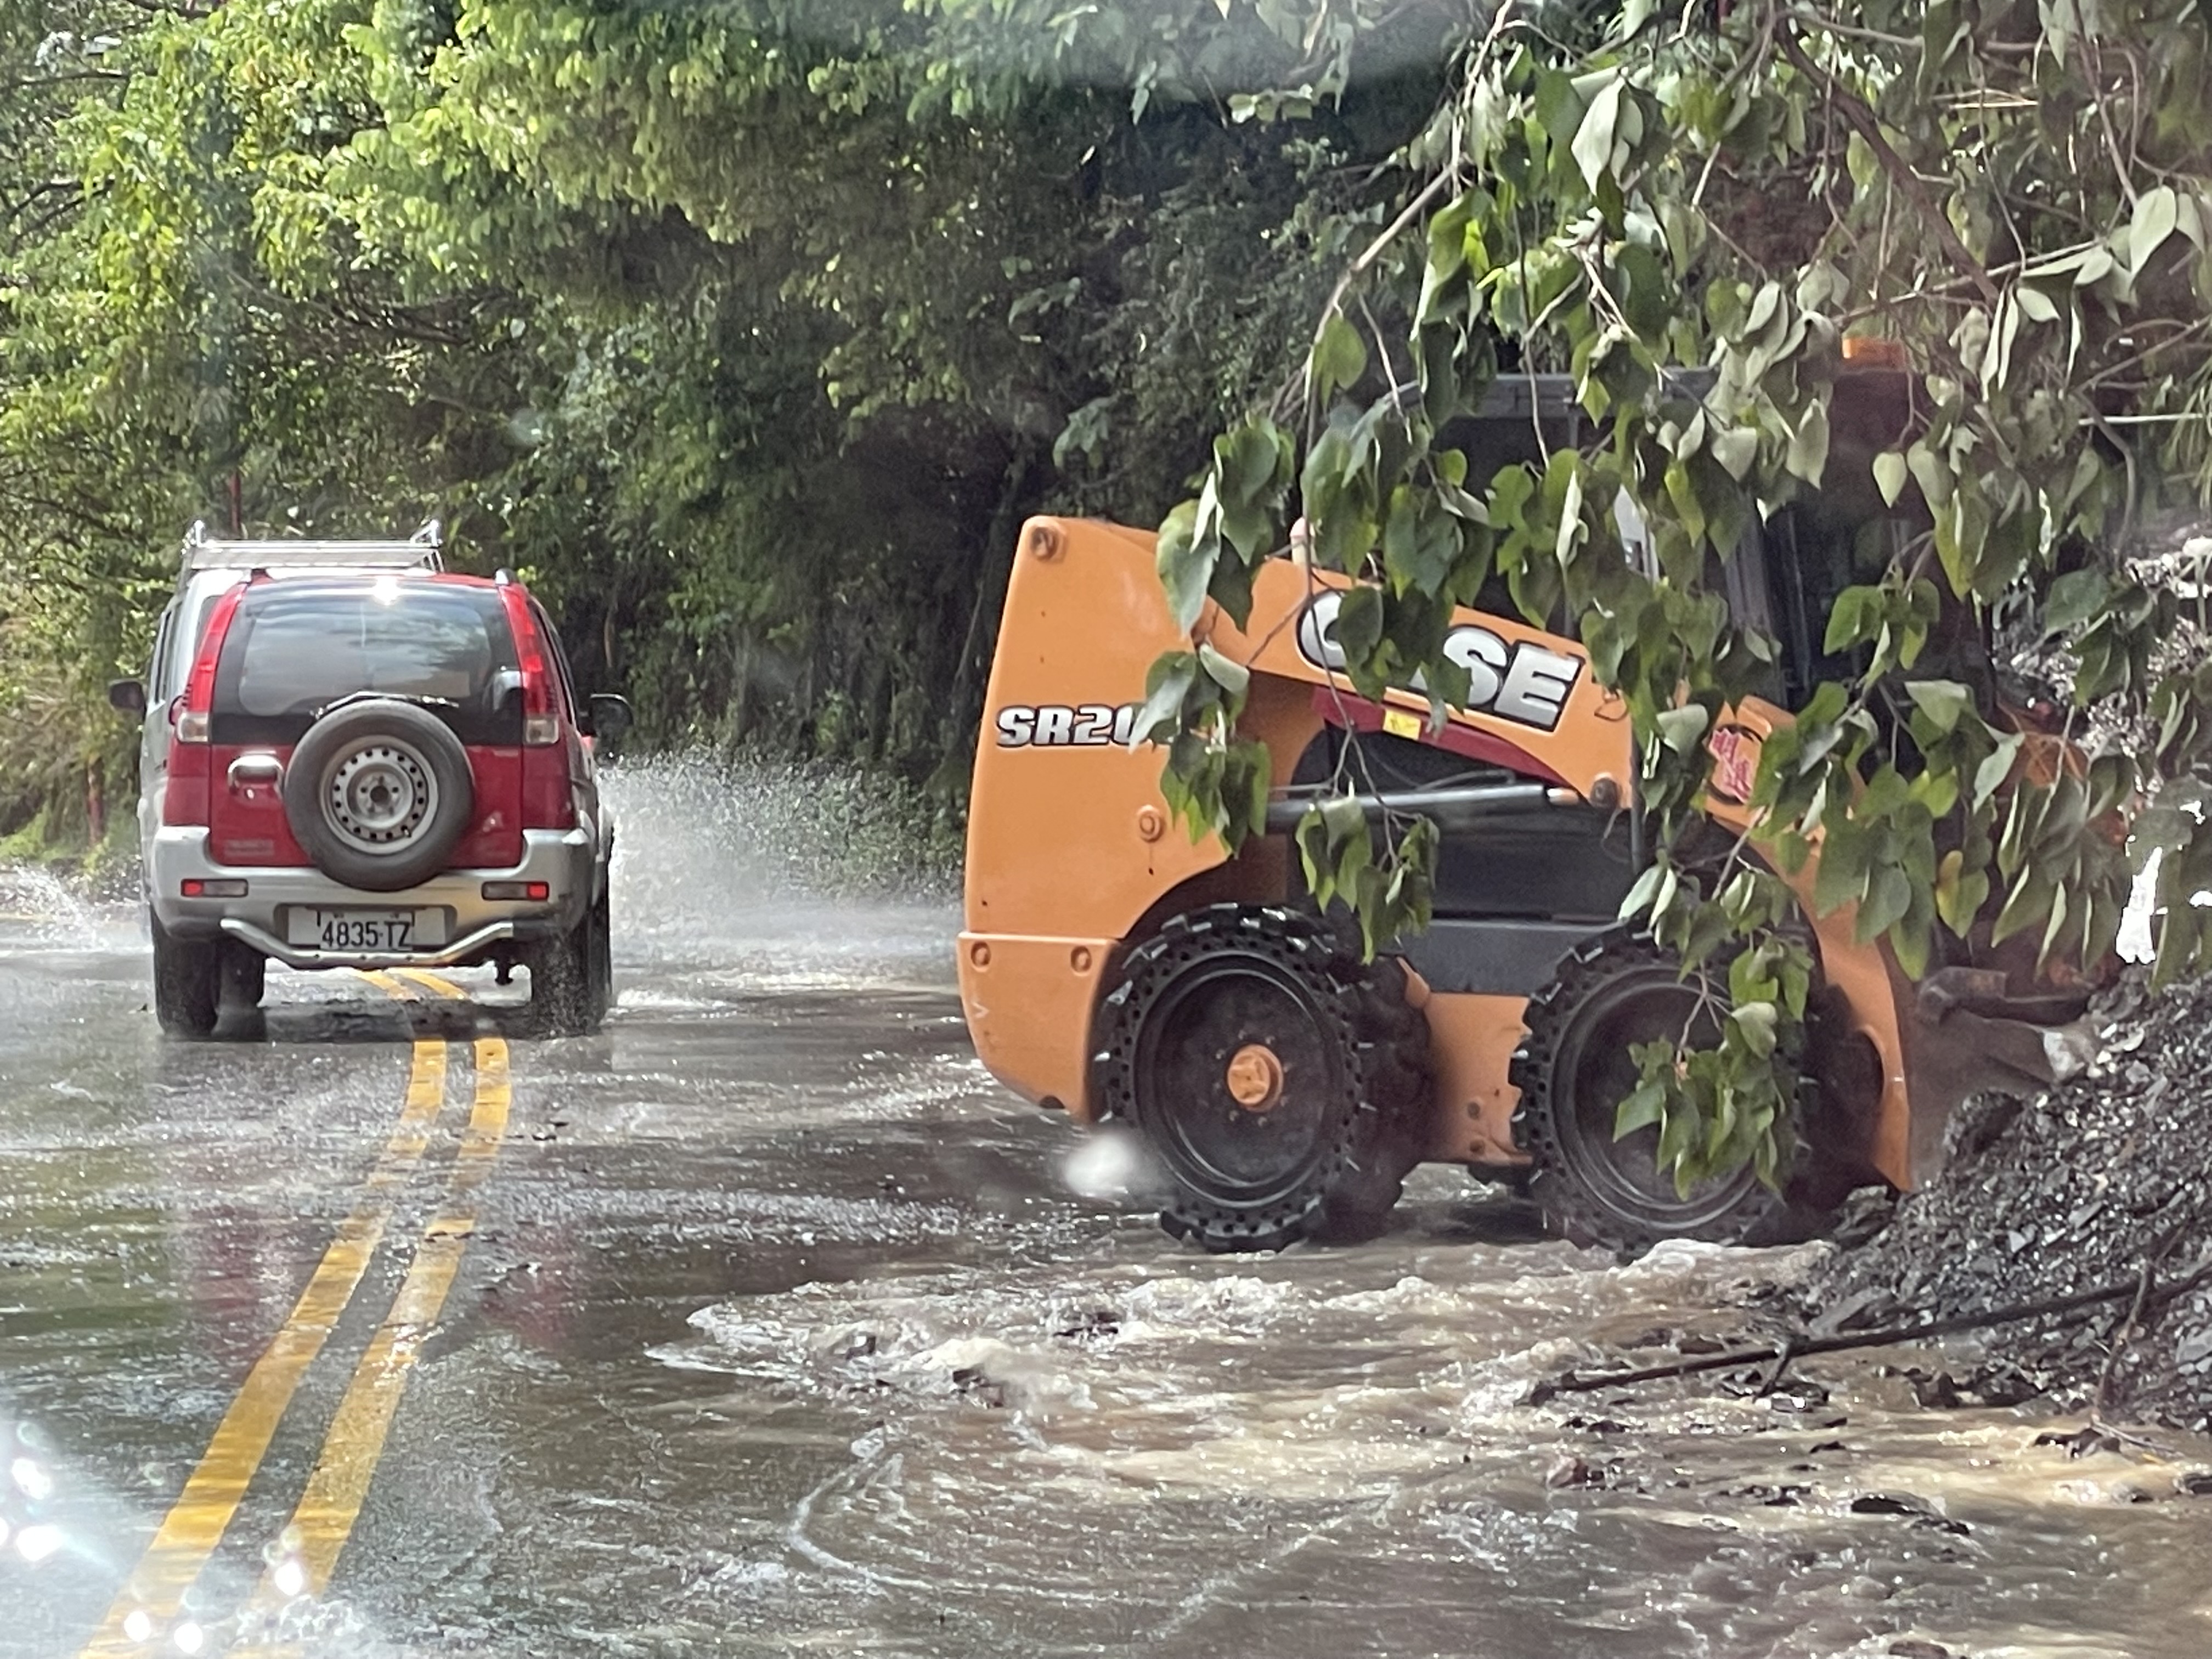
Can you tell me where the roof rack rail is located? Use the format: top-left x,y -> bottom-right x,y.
179,518 -> 444,574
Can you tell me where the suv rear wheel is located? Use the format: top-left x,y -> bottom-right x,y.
152,917 -> 219,1037
586,884 -> 613,1026
219,941 -> 266,1012
526,891 -> 606,1037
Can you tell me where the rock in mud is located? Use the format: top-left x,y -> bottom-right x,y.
1815,969 -> 2212,1432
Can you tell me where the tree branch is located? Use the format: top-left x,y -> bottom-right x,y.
1529,1252 -> 2212,1403
1774,23 -> 2001,307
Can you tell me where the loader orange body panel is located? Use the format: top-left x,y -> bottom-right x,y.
961,515 -> 1927,1191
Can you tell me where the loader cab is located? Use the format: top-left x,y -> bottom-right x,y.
1447,365 -> 1974,719
1719,495 -> 1916,713
1714,368 -> 2012,723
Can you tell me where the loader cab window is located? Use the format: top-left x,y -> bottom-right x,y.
1758,500 -> 1905,711
1441,393 -> 1589,633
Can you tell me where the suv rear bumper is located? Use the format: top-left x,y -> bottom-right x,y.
149,825 -> 597,968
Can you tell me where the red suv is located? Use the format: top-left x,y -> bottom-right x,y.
127,568 -> 627,1036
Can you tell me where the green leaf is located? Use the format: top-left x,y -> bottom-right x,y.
1873,451 -> 1909,507
1197,640 -> 1249,698
1904,679 -> 1973,732
1319,793 -> 1367,846
2130,184 -> 2180,273
1620,861 -> 1666,921
1330,585 -> 1384,665
2040,877 -> 2073,966
1132,651 -> 1199,747
1711,425 -> 1758,481
1155,500 -> 1209,630
2044,567 -> 2111,633
1313,313 -> 1368,400
1823,586 -> 1876,653
1813,819 -> 1872,915
1655,703 -> 1710,754
1731,1001 -> 1778,1059
1991,866 -> 2055,946
1973,732 -> 2024,808
1533,69 -> 1585,145
1294,806 -> 1335,904
1218,421 -> 1284,506
1418,196 -> 1474,324
1571,74 -> 1624,190
1906,441 -> 1953,509
1614,1077 -> 1667,1138
1784,400 -> 1829,484
1857,865 -> 1913,943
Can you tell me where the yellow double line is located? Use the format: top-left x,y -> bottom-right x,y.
80,971 -> 509,1658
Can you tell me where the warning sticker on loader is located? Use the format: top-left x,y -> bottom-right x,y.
1295,590 -> 1583,732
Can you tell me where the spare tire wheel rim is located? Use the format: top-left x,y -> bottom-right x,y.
325,742 -> 439,854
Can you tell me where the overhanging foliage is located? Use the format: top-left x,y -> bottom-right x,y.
1148,0 -> 2212,1192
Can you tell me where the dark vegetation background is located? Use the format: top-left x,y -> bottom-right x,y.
0,0 -> 1468,856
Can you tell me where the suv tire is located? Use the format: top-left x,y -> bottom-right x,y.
526,899 -> 603,1037
219,941 -> 266,1012
284,698 -> 476,893
153,917 -> 220,1037
585,883 -> 613,1026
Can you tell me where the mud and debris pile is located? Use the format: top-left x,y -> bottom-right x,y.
1815,969 -> 2212,1433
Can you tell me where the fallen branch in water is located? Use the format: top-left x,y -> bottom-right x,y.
1526,1254 -> 2212,1406
2090,1214 -> 2198,1426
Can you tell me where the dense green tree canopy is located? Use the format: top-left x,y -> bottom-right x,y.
0,0 -> 1442,833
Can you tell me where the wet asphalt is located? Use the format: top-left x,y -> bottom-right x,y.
5,841 -> 2212,1658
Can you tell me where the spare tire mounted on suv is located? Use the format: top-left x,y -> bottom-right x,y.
284,697 -> 476,892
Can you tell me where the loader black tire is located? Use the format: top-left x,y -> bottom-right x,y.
1091,905 -> 1431,1253
1510,928 -> 1824,1253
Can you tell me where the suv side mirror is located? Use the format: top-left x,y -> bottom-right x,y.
585,693 -> 633,744
108,679 -> 148,716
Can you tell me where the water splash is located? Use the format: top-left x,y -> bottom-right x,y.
0,864 -> 141,954
598,752 -> 957,988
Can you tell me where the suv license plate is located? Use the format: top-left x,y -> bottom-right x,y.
287,909 -> 447,952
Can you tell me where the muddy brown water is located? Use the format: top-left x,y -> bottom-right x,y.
2,773 -> 2208,1658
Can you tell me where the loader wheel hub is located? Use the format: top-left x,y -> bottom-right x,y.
1224,1043 -> 1285,1112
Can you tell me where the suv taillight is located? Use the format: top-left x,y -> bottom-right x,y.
496,583 -> 559,746
163,581 -> 251,827
496,577 -> 576,832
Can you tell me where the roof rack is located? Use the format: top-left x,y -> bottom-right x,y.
179,518 -> 444,574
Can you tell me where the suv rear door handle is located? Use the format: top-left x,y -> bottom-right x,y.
228,754 -> 284,788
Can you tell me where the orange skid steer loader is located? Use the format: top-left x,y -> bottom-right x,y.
958,370 -> 2103,1253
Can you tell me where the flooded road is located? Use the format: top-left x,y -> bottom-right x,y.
4,772 -> 2210,1659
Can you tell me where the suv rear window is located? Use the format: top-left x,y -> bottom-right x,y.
210,583 -> 522,745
